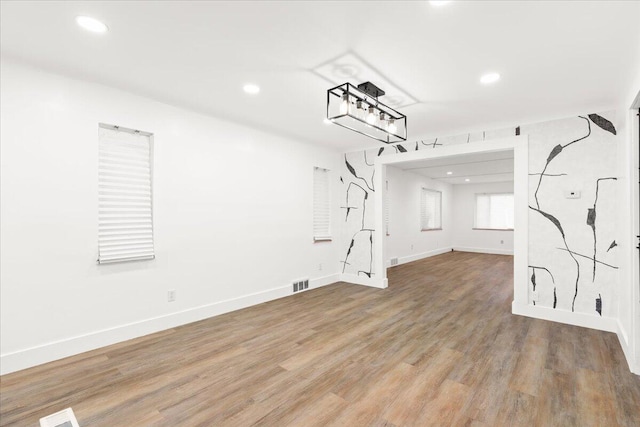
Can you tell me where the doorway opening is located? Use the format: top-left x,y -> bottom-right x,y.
373,136 -> 529,310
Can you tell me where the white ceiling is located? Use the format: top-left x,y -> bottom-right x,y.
398,150 -> 514,185
1,1 -> 639,151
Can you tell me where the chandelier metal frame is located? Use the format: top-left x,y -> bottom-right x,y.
326,81 -> 407,144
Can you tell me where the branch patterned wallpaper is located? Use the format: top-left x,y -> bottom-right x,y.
339,111 -> 618,318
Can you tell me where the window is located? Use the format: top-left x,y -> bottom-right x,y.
475,193 -> 514,230
420,188 -> 442,230
98,124 -> 154,263
313,167 -> 331,241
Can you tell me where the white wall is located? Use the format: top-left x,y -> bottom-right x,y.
385,166 -> 453,266
0,59 -> 342,374
451,181 -> 514,255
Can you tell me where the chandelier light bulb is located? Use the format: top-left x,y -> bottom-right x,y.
356,100 -> 366,120
387,119 -> 397,134
366,106 -> 377,125
379,112 -> 386,128
340,94 -> 349,115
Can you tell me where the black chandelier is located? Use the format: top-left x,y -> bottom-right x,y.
326,81 -> 407,144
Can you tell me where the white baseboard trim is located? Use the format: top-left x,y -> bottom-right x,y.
512,301 -> 617,332
310,273 -> 341,289
615,319 -> 638,375
0,273 -> 340,375
387,247 -> 452,267
340,273 -> 388,289
453,246 -> 514,255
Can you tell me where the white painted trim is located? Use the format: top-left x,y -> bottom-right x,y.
616,319 -> 640,375
377,136 -> 524,165
310,273 -> 341,289
512,302 -> 617,332
374,162 -> 387,282
0,274 -> 340,375
512,137 -> 529,307
628,98 -> 640,376
387,247 -> 453,267
341,273 -> 388,289
612,105 -> 640,376
616,319 -> 638,374
452,247 -> 514,256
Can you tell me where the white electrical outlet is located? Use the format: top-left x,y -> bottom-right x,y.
168,290 -> 176,302
411,244 -> 414,250
319,263 -> 323,271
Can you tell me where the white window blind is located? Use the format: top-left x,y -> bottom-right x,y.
98,125 -> 154,264
313,167 -> 331,241
475,193 -> 514,230
385,180 -> 390,236
421,188 -> 442,230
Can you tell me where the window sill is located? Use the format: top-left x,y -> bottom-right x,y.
421,228 -> 442,232
472,228 -> 514,231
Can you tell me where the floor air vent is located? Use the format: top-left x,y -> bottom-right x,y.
40,408 -> 80,427
293,279 -> 309,292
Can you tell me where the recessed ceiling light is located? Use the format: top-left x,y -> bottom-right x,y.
76,16 -> 108,33
243,84 -> 260,94
480,72 -> 500,85
446,171 -> 453,175
430,1 -> 451,6
465,178 -> 471,182
323,118 -> 332,125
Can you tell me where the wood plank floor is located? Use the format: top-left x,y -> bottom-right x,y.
1,252 -> 639,426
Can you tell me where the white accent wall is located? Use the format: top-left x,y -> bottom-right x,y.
451,181 -> 515,255
385,166 -> 453,266
0,60 -> 342,374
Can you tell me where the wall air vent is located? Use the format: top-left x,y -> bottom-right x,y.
40,408 -> 80,427
390,257 -> 399,266
293,279 -> 310,293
